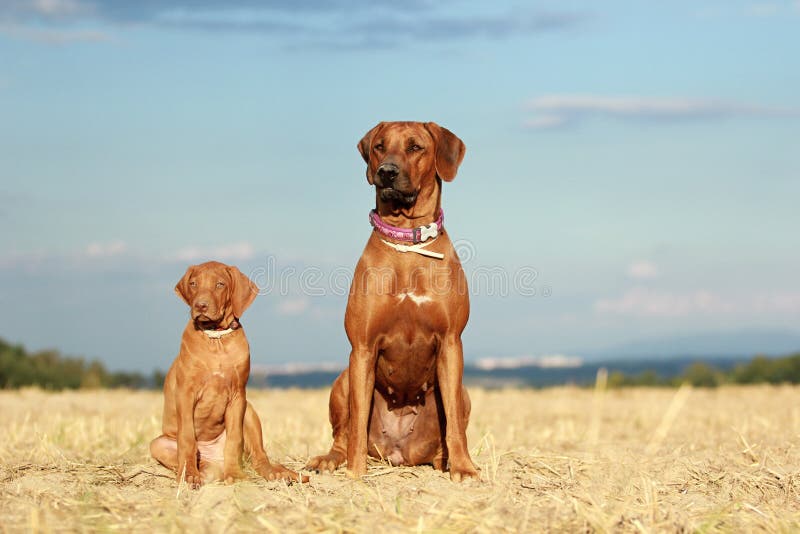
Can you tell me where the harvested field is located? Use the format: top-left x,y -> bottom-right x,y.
1,385 -> 799,532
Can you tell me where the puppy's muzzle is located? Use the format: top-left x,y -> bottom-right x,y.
191,298 -> 222,325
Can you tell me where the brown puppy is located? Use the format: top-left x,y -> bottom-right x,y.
306,122 -> 478,481
150,261 -> 304,487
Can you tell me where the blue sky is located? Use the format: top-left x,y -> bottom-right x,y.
1,0 -> 798,372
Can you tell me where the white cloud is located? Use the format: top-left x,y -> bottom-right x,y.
474,354 -> 582,370
172,241 -> 256,263
698,2 -> 800,18
746,1 -> 800,16
748,3 -> 778,16
276,296 -> 310,316
753,293 -> 800,313
595,288 -> 800,317
523,114 -> 567,129
0,0 -> 89,18
627,260 -> 659,280
525,94 -> 800,129
0,249 -> 49,269
595,287 -> 734,317
0,1 -> 106,44
85,239 -> 127,258
0,24 -> 110,43
30,0 -> 85,17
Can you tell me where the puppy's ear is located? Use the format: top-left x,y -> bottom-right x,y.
174,265 -> 196,306
227,266 -> 259,318
425,122 -> 466,182
357,122 -> 385,184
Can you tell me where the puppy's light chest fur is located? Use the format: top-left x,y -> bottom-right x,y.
186,332 -> 249,397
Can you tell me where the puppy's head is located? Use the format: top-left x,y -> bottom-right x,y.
358,121 -> 465,210
174,261 -> 258,330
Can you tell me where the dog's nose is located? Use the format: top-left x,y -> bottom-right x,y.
194,300 -> 209,312
377,163 -> 399,183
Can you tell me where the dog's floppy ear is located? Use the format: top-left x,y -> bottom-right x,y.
174,265 -> 196,306
425,122 -> 466,182
358,122 -> 385,184
227,265 -> 259,318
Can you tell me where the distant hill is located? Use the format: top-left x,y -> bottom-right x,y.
249,356 -> 749,389
578,329 -> 800,360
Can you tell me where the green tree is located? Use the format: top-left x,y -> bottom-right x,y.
682,362 -> 723,388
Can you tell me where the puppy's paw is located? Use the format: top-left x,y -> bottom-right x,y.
179,469 -> 204,489
223,467 -> 247,485
257,463 -> 309,484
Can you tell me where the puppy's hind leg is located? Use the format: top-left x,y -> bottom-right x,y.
150,435 -> 180,472
244,402 -> 307,483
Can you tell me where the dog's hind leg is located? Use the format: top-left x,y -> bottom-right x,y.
150,435 -> 181,472
243,401 -> 307,482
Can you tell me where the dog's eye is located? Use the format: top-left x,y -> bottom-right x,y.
374,143 -> 384,152
216,282 -> 225,289
189,281 -> 196,288
408,144 -> 423,152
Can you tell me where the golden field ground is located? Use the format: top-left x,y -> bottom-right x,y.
1,385 -> 799,532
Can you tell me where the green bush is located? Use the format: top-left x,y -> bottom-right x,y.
0,338 -> 150,390
607,353 -> 800,389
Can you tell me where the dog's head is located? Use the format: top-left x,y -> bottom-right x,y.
358,122 -> 465,213
174,261 -> 258,330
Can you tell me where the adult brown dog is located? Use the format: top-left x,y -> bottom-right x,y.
150,261 -> 305,487
306,122 -> 478,481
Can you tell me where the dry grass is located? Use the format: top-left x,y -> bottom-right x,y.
1,385 -> 799,532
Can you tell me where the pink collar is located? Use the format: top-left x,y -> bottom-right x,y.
369,209 -> 444,244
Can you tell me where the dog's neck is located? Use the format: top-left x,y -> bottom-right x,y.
374,179 -> 441,228
370,208 -> 444,247
195,318 -> 241,338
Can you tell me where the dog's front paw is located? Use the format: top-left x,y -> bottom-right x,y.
257,463 -> 309,483
345,456 -> 367,479
223,467 -> 247,484
449,461 -> 479,483
179,468 -> 204,489
305,451 -> 345,473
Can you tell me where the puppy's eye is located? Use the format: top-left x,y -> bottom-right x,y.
216,282 -> 225,289
189,281 -> 197,288
408,144 -> 423,152
374,143 -> 384,152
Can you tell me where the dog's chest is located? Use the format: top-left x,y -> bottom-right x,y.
394,290 -> 434,306
192,362 -> 244,428
199,359 -> 244,392
193,346 -> 248,401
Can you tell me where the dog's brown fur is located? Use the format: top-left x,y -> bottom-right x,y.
150,261 -> 306,487
306,122 -> 478,481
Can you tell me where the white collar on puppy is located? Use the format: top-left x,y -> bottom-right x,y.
201,319 -> 240,339
203,328 -> 235,339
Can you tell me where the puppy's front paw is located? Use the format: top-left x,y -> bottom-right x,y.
257,463 -> 309,483
223,467 -> 247,484
179,468 -> 204,489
